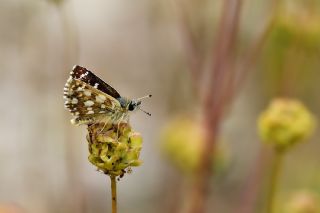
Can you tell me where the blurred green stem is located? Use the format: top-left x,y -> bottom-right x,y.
266,150 -> 284,213
110,176 -> 117,213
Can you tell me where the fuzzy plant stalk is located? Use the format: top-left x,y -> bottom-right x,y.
175,0 -> 244,211
258,98 -> 315,213
87,122 -> 143,213
265,149 -> 284,213
51,1 -> 82,210
174,0 -> 276,211
188,0 -> 243,212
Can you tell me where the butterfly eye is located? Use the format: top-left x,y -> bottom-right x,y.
128,102 -> 135,111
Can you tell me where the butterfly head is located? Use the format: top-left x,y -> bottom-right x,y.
118,95 -> 152,116
128,100 -> 142,111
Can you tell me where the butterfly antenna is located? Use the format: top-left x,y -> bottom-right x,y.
139,108 -> 151,116
137,94 -> 152,101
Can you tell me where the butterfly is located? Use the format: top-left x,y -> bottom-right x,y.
63,65 -> 151,126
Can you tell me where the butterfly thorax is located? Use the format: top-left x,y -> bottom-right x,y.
97,97 -> 140,124
117,97 -> 141,112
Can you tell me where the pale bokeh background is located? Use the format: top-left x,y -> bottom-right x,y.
1,0 -> 320,213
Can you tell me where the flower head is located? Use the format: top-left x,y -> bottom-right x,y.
160,116 -> 230,175
87,122 -> 143,177
258,98 -> 315,151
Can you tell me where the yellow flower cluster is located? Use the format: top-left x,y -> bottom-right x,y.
258,99 -> 315,151
87,122 -> 143,177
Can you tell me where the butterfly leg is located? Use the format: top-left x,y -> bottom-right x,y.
97,117 -> 111,134
116,114 -> 127,139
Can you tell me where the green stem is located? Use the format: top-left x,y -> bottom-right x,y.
266,150 -> 284,213
110,176 -> 117,213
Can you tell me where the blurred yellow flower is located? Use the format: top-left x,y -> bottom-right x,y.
285,191 -> 320,213
258,98 -> 316,151
160,116 -> 229,175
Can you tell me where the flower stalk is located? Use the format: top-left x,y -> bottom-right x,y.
86,122 -> 143,212
266,150 -> 284,213
110,176 -> 117,213
258,98 -> 316,213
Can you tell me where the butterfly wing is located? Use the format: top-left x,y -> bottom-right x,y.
71,65 -> 121,99
64,68 -> 122,125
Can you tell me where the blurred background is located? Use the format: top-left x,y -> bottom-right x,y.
1,0 -> 320,212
